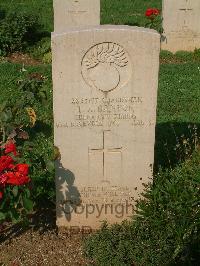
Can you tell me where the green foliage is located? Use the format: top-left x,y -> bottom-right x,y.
30,37 -> 51,60
175,51 -> 194,62
0,100 -> 30,143
0,12 -> 39,55
0,71 -> 50,142
0,184 -> 33,223
43,52 -> 52,64
0,65 -> 54,223
0,0 -> 53,33
160,50 -> 174,61
84,151 -> 200,266
22,133 -> 55,207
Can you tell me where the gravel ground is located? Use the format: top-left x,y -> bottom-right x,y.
0,210 -> 93,266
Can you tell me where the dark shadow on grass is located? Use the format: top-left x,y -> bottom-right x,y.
154,122 -> 200,172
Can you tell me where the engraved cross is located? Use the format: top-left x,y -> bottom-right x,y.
89,130 -> 122,184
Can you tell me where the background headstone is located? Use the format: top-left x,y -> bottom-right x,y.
52,26 -> 160,229
53,0 -> 100,32
162,0 -> 200,52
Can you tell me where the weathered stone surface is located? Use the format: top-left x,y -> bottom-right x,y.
52,25 -> 160,229
162,0 -> 200,52
53,0 -> 100,32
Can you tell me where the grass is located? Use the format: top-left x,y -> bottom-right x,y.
158,63 -> 200,124
0,0 -> 162,32
101,0 -> 161,25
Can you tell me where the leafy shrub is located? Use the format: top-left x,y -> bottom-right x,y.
30,37 -> 51,60
84,150 -> 200,266
0,12 -> 38,56
0,71 -> 54,224
43,51 -> 52,64
175,51 -> 194,62
160,50 -> 174,60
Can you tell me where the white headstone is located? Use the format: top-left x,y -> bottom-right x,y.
162,0 -> 200,52
52,25 -> 160,229
53,0 -> 100,32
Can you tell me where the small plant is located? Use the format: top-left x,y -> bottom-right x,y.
145,8 -> 163,33
0,140 -> 33,223
43,51 -> 52,64
0,12 -> 38,56
30,37 -> 51,60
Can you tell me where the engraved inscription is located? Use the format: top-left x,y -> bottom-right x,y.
82,43 -> 132,92
79,186 -> 135,204
56,96 -> 145,129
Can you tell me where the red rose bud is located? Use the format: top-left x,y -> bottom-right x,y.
15,164 -> 29,176
0,191 -> 3,200
5,140 -> 17,156
145,8 -> 160,18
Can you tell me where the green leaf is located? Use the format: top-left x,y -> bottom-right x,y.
46,160 -> 55,172
24,188 -> 31,198
12,186 -> 18,197
23,197 -> 33,211
8,209 -> 20,223
0,212 -> 6,221
1,109 -> 12,122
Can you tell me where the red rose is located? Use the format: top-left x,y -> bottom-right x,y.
6,171 -> 30,186
145,8 -> 160,18
0,191 -> 3,200
18,172 -> 30,185
5,140 -> 17,156
0,156 -> 14,173
5,172 -> 18,185
15,164 -> 29,176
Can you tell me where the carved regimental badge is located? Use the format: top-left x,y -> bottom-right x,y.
82,42 -> 132,93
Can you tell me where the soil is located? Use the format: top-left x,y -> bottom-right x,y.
0,210 -> 93,266
160,57 -> 193,64
2,52 -> 192,66
6,53 -> 42,66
